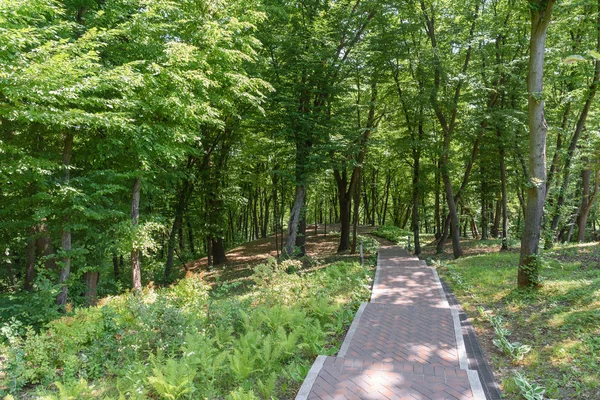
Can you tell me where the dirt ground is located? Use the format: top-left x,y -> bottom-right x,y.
186,224 -> 388,283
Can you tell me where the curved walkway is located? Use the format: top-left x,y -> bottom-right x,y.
296,246 -> 489,400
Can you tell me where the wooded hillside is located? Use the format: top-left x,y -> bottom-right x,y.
1,0 -> 599,320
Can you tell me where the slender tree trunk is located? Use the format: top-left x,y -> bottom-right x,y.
206,236 -> 213,267
6,256 -> 15,287
351,173 -> 361,254
402,205 -> 412,229
371,168 -> 377,226
57,132 -> 74,306
492,199 -> 501,237
382,172 -> 391,225
435,157 -> 441,239
519,0 -> 555,287
335,172 -> 352,252
187,219 -> 195,255
131,177 -> 142,292
412,122 -> 423,255
295,216 -> 307,256
437,214 -> 451,253
421,0 -> 478,259
113,253 -> 120,280
25,227 -> 37,291
548,6 -> 600,241
272,170 -> 279,257
499,130 -> 509,250
284,185 -> 306,257
165,181 -> 190,279
212,237 -> 228,264
481,174 -> 488,240
83,271 -> 99,306
577,164 -> 599,241
252,189 -> 259,240
442,172 -> 463,258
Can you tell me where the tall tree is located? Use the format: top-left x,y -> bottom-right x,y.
519,0 -> 556,287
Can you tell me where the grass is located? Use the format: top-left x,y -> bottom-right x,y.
371,225 -> 436,248
430,239 -> 600,400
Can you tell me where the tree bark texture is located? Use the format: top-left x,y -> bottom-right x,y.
577,163 -> 599,242
131,177 -> 142,292
56,132 -> 74,306
519,0 -> 555,287
284,185 -> 306,257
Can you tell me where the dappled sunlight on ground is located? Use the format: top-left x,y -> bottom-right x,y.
186,224 -> 379,283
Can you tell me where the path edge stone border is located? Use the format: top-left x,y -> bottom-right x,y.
468,369 -> 488,400
295,355 -> 326,400
337,302 -> 367,358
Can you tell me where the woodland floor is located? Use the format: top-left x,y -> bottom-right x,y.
193,228 -> 600,399
186,224 -> 389,284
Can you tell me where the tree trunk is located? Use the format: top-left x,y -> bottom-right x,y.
370,168 -> 377,226
351,173 -> 361,254
212,237 -> 228,264
499,130 -> 509,250
492,199 -> 501,237
437,214 -> 451,253
548,7 -> 600,241
6,256 -> 15,287
25,227 -> 37,291
435,157 -> 441,239
480,175 -> 488,240
577,164 -> 599,242
295,216 -> 307,257
412,121 -> 423,255
443,172 -> 463,258
83,271 -> 99,306
57,132 -> 74,307
284,185 -> 306,257
131,177 -> 142,292
336,171 -> 352,252
165,182 -> 189,279
519,0 -> 555,287
187,219 -> 195,255
113,253 -> 120,280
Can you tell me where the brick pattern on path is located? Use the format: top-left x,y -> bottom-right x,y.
296,246 -> 487,400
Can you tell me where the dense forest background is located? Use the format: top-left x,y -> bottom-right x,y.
1,0 -> 599,308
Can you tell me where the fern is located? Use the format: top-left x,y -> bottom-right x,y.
52,378 -> 92,399
146,358 -> 197,400
257,372 -> 278,399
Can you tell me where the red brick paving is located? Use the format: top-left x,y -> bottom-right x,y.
297,246 -> 486,400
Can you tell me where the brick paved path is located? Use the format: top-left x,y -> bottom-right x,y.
296,246 -> 487,400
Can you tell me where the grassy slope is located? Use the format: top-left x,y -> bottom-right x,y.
372,227 -> 600,399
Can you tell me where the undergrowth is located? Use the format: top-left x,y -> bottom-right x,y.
432,242 -> 600,400
0,256 -> 375,399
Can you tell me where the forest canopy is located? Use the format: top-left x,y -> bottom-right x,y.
1,0 -> 599,323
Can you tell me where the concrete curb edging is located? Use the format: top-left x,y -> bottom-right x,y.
467,369 -> 488,400
295,355 -> 326,400
430,264 -> 451,309
337,302 -> 367,358
452,308 -> 469,370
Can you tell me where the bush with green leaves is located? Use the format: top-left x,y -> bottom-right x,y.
0,258 -> 374,398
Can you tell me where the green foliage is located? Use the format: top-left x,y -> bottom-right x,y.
1,258 -> 374,398
146,357 -> 197,400
513,372 -> 547,400
438,243 -> 600,399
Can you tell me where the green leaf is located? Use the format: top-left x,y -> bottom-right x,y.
589,50 -> 600,60
564,54 -> 586,64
